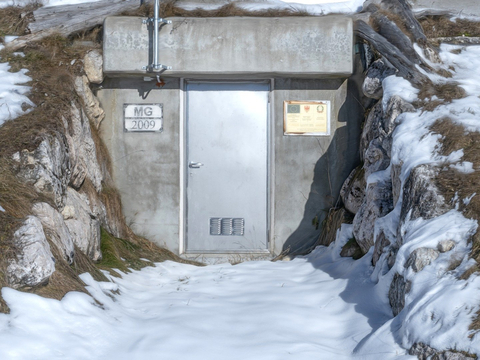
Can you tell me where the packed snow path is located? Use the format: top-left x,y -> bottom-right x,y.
0,233 -> 413,360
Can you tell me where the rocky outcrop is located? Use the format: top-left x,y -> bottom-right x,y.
389,273 -> 410,316
340,166 -> 366,215
405,247 -> 439,272
74,75 -> 105,129
13,133 -> 70,209
32,202 -> 75,264
409,343 -> 476,360
63,102 -> 103,191
362,57 -> 396,99
353,180 -> 394,254
62,187 -> 101,261
7,216 -> 55,288
84,50 -> 103,84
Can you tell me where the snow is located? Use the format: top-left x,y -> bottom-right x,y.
0,48 -> 34,127
0,226 -> 413,359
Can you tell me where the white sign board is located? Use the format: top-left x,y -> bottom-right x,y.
123,104 -> 163,132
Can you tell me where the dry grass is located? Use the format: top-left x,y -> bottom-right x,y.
123,0 -> 310,18
419,15 -> 480,39
0,2 -> 39,38
430,118 -> 480,278
416,82 -> 467,111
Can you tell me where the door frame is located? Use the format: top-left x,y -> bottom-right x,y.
179,79 -> 274,255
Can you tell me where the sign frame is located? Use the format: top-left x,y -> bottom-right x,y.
123,103 -> 163,133
283,100 -> 331,136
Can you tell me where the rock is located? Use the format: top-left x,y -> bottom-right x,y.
389,273 -> 411,316
391,162 -> 403,207
372,230 -> 391,266
383,95 -> 415,135
316,208 -> 354,247
340,238 -> 364,259
83,50 -> 103,84
400,165 -> 450,226
32,202 -> 75,264
360,101 -> 383,161
410,343 -> 476,360
405,247 -> 439,272
362,58 -> 396,99
363,138 -> 391,180
74,75 -> 105,129
62,187 -> 102,261
340,166 -> 366,215
7,216 -> 55,288
13,133 -> 70,209
353,179 -> 394,254
63,102 -> 103,191
438,240 -> 455,253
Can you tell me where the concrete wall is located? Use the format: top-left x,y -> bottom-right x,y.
103,16 -> 353,78
97,78 -> 182,253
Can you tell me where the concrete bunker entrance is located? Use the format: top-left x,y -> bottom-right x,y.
98,15 -> 364,260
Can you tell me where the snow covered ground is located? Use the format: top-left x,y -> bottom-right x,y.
0,228 -> 414,360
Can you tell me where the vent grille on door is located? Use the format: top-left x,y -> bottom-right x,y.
210,218 -> 244,236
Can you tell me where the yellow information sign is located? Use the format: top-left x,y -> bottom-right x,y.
284,100 -> 330,136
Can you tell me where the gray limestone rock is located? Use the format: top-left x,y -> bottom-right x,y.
7,216 -> 55,288
13,133 -> 71,209
362,58 -> 396,99
32,202 -> 75,264
316,207 -> 354,247
63,102 -> 103,192
360,101 -> 383,161
353,180 -> 394,254
364,138 -> 391,180
405,247 -> 439,272
391,162 -> 403,207
389,273 -> 411,316
438,240 -> 456,253
84,50 -> 103,84
409,343 -> 476,360
74,75 -> 105,129
340,166 -> 366,215
62,187 -> 102,261
372,230 -> 391,266
383,95 -> 415,135
400,165 -> 450,227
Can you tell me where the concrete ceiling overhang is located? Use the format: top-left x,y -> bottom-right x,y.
103,16 -> 353,78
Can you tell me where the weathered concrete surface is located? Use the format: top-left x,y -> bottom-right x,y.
103,16 -> 353,78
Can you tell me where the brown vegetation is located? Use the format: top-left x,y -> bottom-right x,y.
123,0 -> 310,18
0,3 -> 39,37
419,15 -> 480,39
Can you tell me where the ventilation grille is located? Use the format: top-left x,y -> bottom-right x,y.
210,218 -> 244,236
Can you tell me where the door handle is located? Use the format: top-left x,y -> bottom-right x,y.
189,162 -> 204,169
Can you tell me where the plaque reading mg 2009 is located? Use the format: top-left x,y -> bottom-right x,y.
284,100 -> 330,136
124,104 -> 163,132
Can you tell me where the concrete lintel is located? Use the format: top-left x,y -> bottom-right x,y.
103,16 -> 353,78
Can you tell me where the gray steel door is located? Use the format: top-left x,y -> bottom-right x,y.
186,82 -> 269,252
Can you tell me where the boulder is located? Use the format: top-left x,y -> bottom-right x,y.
405,247 -> 439,272
13,133 -> 70,209
389,273 -> 410,316
437,240 -> 455,253
316,208 -> 354,247
360,101 -> 383,161
7,216 -> 55,288
340,166 -> 366,215
63,102 -> 103,191
32,202 -> 75,264
391,162 -> 403,207
362,57 -> 396,99
372,230 -> 391,266
400,165 -> 450,226
62,187 -> 102,261
363,138 -> 391,180
74,75 -> 105,129
83,50 -> 103,84
382,95 -> 415,135
353,180 -> 394,254
340,238 -> 364,259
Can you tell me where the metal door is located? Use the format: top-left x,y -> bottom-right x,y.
186,82 -> 269,253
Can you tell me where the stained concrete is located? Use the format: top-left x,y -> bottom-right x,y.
103,16 -> 353,78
